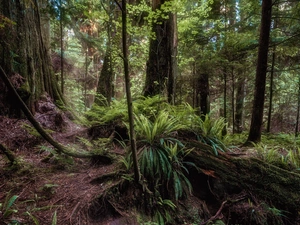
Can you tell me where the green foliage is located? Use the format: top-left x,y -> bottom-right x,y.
133,95 -> 169,118
285,147 -> 300,169
257,133 -> 300,169
52,210 -> 57,225
85,98 -> 128,125
134,110 -> 194,201
39,145 -> 74,165
153,197 -> 176,225
0,194 -> 19,224
254,143 -> 284,166
24,211 -> 39,225
189,114 -> 227,155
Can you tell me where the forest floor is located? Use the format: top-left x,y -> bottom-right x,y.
1,104 -> 300,224
0,112 -> 142,225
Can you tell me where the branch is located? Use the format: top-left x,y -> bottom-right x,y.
0,142 -> 18,165
201,200 -> 227,225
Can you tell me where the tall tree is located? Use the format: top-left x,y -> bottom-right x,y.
246,0 -> 272,143
95,0 -> 115,106
143,0 -> 177,103
0,0 -> 63,116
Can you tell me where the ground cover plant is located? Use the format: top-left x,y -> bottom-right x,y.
1,96 -> 300,225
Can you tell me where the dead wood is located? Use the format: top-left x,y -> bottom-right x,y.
185,140 -> 300,216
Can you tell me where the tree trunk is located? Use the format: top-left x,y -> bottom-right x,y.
222,66 -> 227,136
143,0 -> 177,103
234,76 -> 245,133
95,48 -> 113,106
267,45 -> 276,133
197,73 -> 210,116
120,0 -> 140,183
247,0 -> 272,143
0,0 -> 63,117
295,76 -> 300,137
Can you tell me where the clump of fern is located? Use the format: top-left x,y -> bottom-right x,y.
85,98 -> 128,125
188,114 -> 228,155
284,147 -> 300,169
133,111 -> 195,200
133,95 -> 169,118
254,143 -> 287,168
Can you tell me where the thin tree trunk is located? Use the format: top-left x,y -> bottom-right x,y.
223,67 -> 227,136
247,0 -> 272,144
198,73 -> 210,116
295,76 -> 300,137
231,67 -> 235,134
120,0 -> 140,183
234,77 -> 245,133
267,45 -> 276,133
60,0 -> 64,94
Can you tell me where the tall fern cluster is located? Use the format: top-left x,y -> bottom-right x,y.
87,96 -> 228,224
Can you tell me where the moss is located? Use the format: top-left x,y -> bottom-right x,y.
17,82 -> 31,101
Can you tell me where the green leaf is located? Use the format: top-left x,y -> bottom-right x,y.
52,210 -> 57,225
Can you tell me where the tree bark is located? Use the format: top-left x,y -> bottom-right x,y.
143,0 -> 177,103
95,48 -> 113,106
0,0 -> 64,116
0,66 -> 99,159
247,0 -> 272,143
120,0 -> 140,183
196,73 -> 210,116
234,77 -> 245,133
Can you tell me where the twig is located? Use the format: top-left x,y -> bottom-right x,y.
201,200 -> 227,225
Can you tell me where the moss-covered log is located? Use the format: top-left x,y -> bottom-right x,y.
185,141 -> 300,216
0,143 -> 18,166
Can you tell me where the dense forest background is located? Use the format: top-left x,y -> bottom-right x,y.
1,0 -> 300,135
1,0 -> 300,225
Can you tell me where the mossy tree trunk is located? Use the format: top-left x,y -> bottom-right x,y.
143,0 -> 177,103
0,0 -> 63,117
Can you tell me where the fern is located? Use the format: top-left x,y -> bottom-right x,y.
134,110 -> 195,203
189,114 -> 227,155
1,194 -> 18,219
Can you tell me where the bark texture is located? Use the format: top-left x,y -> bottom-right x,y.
247,0 -> 272,143
0,0 -> 63,117
144,0 -> 177,103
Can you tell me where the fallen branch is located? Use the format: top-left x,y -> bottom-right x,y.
0,142 -> 18,165
201,200 -> 227,225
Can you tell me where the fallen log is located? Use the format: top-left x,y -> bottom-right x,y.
185,140 -> 300,223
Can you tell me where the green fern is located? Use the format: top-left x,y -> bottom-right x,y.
153,197 -> 176,225
285,147 -> 300,169
0,194 -> 18,219
134,111 -> 195,202
189,114 -> 227,155
254,143 -> 284,166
